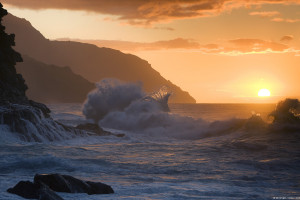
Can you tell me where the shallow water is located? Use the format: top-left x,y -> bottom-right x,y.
1,103 -> 299,199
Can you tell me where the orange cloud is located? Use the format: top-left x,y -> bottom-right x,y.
280,35 -> 294,42
60,37 -> 297,55
3,0 -> 300,25
207,39 -> 296,55
59,38 -> 201,51
248,10 -> 300,23
271,17 -> 300,23
227,39 -> 289,52
249,11 -> 280,17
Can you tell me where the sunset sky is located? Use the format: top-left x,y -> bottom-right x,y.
2,0 -> 300,103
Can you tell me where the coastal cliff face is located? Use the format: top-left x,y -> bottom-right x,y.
0,3 -> 59,141
0,3 -> 51,115
0,4 -> 27,104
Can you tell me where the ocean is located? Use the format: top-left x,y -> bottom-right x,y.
1,103 -> 300,200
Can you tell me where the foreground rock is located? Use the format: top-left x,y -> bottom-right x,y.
76,123 -> 111,136
7,181 -> 64,200
34,174 -> 114,195
7,174 -> 114,199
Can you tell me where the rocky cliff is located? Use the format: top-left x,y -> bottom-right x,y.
0,5 -> 27,104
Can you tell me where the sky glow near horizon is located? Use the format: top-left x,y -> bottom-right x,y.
2,1 -> 300,103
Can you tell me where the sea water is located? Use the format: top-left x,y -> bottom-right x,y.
1,103 -> 300,200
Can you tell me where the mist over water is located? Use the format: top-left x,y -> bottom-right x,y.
1,80 -> 300,199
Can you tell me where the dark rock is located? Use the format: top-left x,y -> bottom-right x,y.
115,133 -> 126,137
39,185 -> 65,200
7,181 -> 39,199
76,123 -> 110,136
7,181 -> 64,200
34,173 -> 114,195
0,3 -> 48,113
85,181 -> 115,195
76,123 -> 125,137
29,100 -> 51,117
0,3 -> 27,104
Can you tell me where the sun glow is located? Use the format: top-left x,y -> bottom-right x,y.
258,88 -> 271,97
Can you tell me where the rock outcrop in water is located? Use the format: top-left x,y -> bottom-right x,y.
7,174 -> 114,199
0,3 -> 112,142
34,174 -> 114,194
7,181 -> 64,200
76,123 -> 125,137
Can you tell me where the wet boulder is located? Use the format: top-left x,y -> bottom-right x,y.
7,181 -> 64,200
76,123 -> 110,136
34,173 -> 114,195
76,123 -> 125,137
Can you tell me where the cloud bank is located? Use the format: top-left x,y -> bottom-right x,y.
3,0 -> 300,25
62,38 -> 201,51
249,11 -> 280,18
248,10 -> 300,23
271,17 -> 300,23
61,37 -> 298,55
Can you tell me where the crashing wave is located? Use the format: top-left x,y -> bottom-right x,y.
82,79 -> 145,123
85,79 -> 269,139
142,86 -> 171,112
83,79 -> 300,140
82,79 -> 171,123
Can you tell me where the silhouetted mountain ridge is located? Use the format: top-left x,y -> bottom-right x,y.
3,13 -> 196,103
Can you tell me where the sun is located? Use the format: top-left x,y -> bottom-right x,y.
258,88 -> 271,97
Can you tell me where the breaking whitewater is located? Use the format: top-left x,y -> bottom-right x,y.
1,79 -> 300,199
